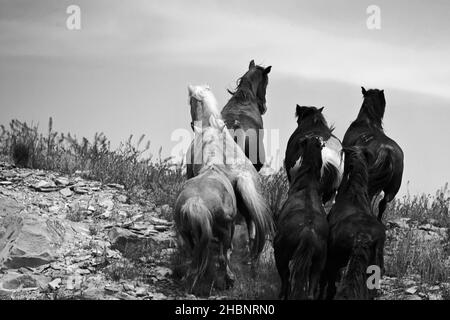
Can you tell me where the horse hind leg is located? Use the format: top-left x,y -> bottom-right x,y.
224,221 -> 236,288
274,243 -> 290,300
378,170 -> 403,221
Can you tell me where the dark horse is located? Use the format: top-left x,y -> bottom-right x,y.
221,60 -> 271,172
343,87 -> 404,221
285,105 -> 344,205
323,147 -> 386,300
274,136 -> 329,300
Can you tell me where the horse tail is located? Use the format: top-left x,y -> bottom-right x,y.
180,196 -> 213,285
236,171 -> 274,258
289,228 -> 316,299
368,147 -> 394,197
335,233 -> 371,300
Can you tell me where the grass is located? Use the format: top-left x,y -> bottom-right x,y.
385,230 -> 449,284
383,184 -> 450,286
384,183 -> 450,227
0,118 -> 185,207
260,168 -> 289,219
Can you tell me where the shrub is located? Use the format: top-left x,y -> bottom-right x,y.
260,168 -> 289,219
12,142 -> 30,167
384,183 -> 450,227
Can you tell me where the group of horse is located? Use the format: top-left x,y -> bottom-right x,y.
173,60 -> 404,299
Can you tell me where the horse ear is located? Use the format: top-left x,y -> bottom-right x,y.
249,60 -> 255,69
295,105 -> 303,118
318,107 -> 324,113
379,90 -> 386,108
361,86 -> 367,96
264,66 -> 272,74
188,84 -> 195,96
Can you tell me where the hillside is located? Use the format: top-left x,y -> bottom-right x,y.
1,161 -> 449,300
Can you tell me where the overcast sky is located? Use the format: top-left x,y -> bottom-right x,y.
1,0 -> 449,196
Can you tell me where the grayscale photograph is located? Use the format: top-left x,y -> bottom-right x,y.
0,0 -> 449,308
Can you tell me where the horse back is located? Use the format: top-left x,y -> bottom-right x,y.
277,189 -> 328,240
221,101 -> 263,131
329,211 -> 386,253
181,168 -> 236,218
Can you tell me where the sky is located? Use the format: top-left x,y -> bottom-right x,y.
0,0 -> 449,196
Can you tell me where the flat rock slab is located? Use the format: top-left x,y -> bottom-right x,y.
0,195 -> 23,219
0,271 -> 50,292
108,227 -> 175,259
0,200 -> 70,268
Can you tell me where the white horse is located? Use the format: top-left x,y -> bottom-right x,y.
185,84 -> 274,260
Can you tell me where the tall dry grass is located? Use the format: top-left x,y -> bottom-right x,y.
0,118 -> 185,207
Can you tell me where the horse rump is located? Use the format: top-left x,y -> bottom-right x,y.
368,146 -> 394,197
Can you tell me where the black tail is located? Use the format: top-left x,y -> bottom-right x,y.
289,229 -> 316,300
368,147 -> 393,197
335,233 -> 371,300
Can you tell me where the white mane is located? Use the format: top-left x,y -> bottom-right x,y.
188,84 -> 220,117
188,84 -> 251,170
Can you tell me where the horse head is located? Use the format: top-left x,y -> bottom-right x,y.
188,84 -> 220,130
228,60 -> 271,115
295,105 -> 327,127
360,87 -> 386,125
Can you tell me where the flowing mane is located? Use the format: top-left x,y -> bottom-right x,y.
338,147 -> 370,210
295,105 -> 335,132
289,136 -> 323,193
226,63 -> 270,114
188,84 -> 221,125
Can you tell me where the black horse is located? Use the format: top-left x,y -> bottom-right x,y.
343,87 -> 404,221
274,136 -> 329,300
221,60 -> 271,172
285,105 -> 344,205
323,147 -> 386,300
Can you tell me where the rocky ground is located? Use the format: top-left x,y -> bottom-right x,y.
0,161 -> 449,300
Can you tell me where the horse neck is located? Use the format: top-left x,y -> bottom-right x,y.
289,172 -> 321,214
356,102 -> 384,129
230,78 -> 260,108
338,165 -> 370,209
195,106 -> 220,128
290,165 -> 321,194
193,127 -> 225,165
